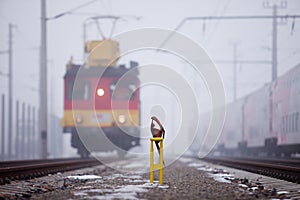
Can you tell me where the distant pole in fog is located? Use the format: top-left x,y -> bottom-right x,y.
1,95 -> 5,160
40,0 -> 48,159
272,4 -> 278,82
21,102 -> 25,159
32,107 -> 36,159
27,105 -> 31,159
39,0 -> 97,159
15,100 -> 19,159
83,22 -> 87,60
263,1 -> 287,81
233,43 -> 237,101
8,23 -> 16,158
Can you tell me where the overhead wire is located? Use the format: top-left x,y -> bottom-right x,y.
48,0 -> 100,20
205,0 -> 232,47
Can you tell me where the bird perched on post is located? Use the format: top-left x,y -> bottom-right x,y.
150,116 -> 165,155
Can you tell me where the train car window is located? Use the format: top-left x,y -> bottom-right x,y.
110,81 -> 136,100
67,79 -> 91,100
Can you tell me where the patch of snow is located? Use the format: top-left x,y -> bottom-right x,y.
158,185 -> 169,189
104,173 -> 143,181
188,163 -> 204,168
75,184 -> 154,200
249,187 -> 258,191
104,173 -> 125,180
238,184 -> 248,188
67,175 -> 102,180
142,182 -> 159,188
78,186 -> 93,189
209,173 -> 234,183
72,174 -> 169,199
74,191 -> 88,196
277,191 -> 289,195
197,167 -> 214,172
88,193 -> 137,200
116,185 -> 148,193
88,189 -> 112,193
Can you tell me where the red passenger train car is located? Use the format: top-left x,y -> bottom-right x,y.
195,64 -> 300,158
271,64 -> 300,155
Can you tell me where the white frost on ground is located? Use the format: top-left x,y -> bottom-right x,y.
142,182 -> 159,188
73,181 -> 168,200
188,163 -> 204,168
158,185 -> 169,189
72,171 -> 168,199
186,160 -> 235,184
73,191 -> 88,196
238,184 -> 249,188
249,186 -> 258,191
209,173 -> 234,183
197,167 -> 215,172
123,175 -> 144,183
67,175 -> 102,180
116,185 -> 148,193
104,174 -> 143,181
277,191 -> 289,195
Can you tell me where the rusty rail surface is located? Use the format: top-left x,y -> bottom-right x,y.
0,158 -> 101,184
202,157 -> 300,183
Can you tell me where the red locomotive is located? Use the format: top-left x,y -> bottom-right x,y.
61,39 -> 140,157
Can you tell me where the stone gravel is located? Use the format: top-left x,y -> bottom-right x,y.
138,161 -> 269,200
1,156 -> 292,200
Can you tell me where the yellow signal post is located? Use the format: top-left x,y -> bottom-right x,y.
150,137 -> 164,185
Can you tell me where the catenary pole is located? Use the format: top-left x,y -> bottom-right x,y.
40,0 -> 48,158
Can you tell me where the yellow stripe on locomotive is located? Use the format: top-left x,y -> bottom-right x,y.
62,109 -> 139,128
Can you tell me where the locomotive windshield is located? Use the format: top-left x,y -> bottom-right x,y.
67,79 -> 91,100
110,80 -> 136,100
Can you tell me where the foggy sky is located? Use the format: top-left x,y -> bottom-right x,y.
0,0 -> 300,116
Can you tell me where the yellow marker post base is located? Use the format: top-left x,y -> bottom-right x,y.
150,137 -> 163,185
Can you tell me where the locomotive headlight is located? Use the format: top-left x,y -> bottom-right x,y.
118,115 -> 126,124
75,114 -> 83,124
97,88 -> 105,96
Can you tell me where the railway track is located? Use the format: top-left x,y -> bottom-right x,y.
202,156 -> 300,183
0,158 -> 101,185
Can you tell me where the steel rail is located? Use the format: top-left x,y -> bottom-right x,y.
202,157 -> 300,183
0,158 -> 101,184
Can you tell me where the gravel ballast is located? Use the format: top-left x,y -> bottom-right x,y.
1,156 -> 297,200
